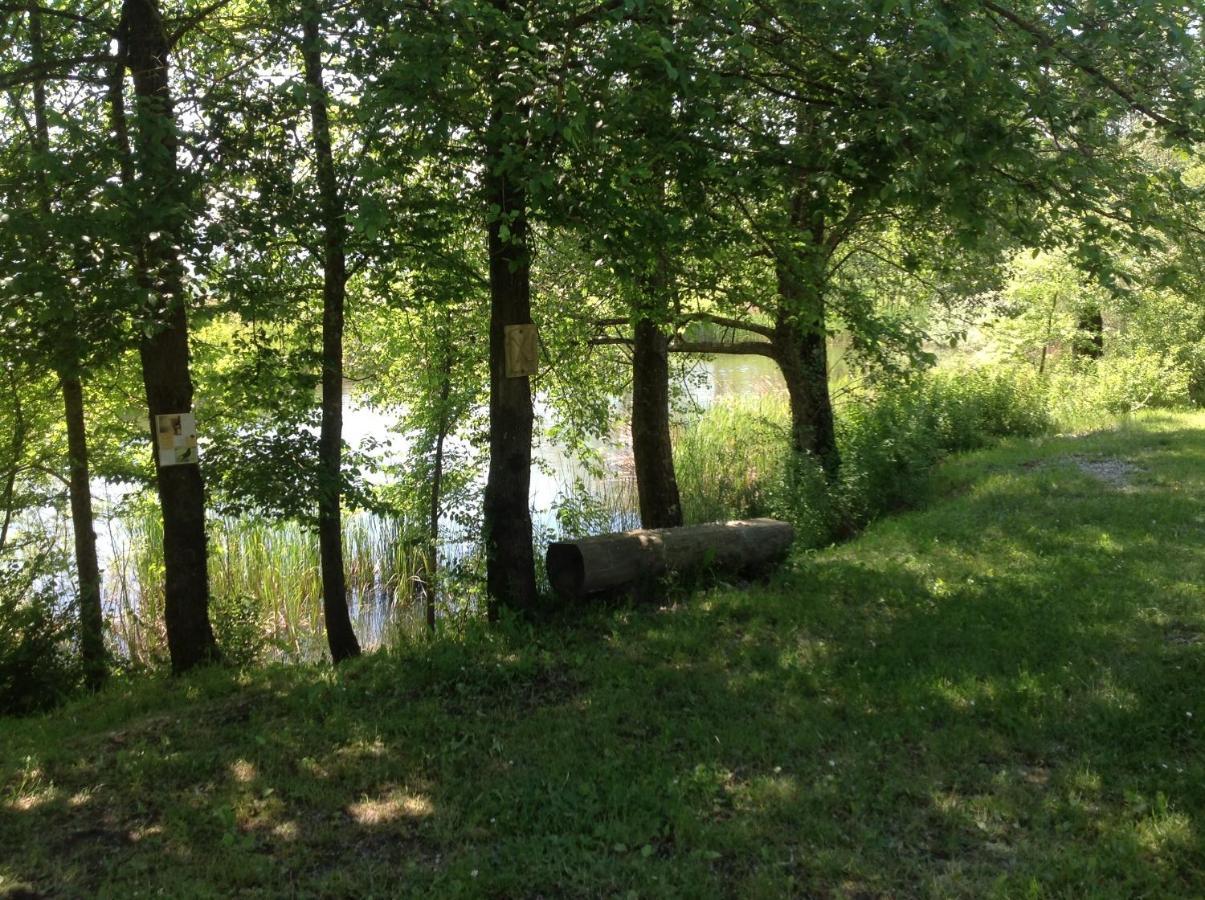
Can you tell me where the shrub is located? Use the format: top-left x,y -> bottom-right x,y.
670,364 -> 1053,544
836,366 -> 1050,525
0,553 -> 82,716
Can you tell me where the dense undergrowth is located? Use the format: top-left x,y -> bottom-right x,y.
675,364 -> 1053,540
1,410 -> 1201,897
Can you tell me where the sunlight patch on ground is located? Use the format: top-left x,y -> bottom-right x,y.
346,789 -> 433,825
230,759 -> 257,783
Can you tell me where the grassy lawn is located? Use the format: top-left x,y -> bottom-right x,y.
2,411 -> 1203,898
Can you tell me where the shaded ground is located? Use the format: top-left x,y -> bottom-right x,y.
2,411 -> 1203,898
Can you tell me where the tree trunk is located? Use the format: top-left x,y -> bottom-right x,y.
629,1 -> 682,531
482,55 -> 539,619
121,0 -> 218,672
61,375 -> 106,689
30,7 -> 106,687
631,316 -> 682,528
0,370 -> 25,553
772,271 -> 839,479
482,164 -> 539,619
301,1 -> 360,663
421,347 -> 453,631
771,181 -> 839,479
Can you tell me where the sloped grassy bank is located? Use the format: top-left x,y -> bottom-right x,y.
2,411 -> 1202,898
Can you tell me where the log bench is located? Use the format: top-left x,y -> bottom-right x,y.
545,518 -> 794,601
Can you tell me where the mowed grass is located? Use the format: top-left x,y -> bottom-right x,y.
2,411 -> 1203,898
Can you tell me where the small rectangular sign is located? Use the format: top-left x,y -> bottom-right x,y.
155,412 -> 198,466
505,323 -> 539,378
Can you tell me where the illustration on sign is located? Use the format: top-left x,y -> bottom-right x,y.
156,412 -> 198,466
504,323 -> 539,377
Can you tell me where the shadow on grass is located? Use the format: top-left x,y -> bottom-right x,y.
2,422 -> 1203,897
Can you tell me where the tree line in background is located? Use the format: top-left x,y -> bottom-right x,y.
0,0 -> 1202,682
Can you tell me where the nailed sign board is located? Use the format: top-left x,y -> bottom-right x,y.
155,412 -> 198,466
504,323 -> 539,378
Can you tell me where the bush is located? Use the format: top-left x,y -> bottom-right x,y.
0,554 -> 82,716
671,364 -> 1052,544
1048,356 -> 1191,423
837,365 -> 1051,524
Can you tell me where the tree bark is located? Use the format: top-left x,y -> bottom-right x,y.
482,17 -> 539,618
482,162 -> 539,619
301,0 -> 360,663
0,370 -> 25,553
547,518 -> 794,600
772,265 -> 839,479
30,7 -> 106,687
60,376 -> 106,688
421,345 -> 453,631
631,316 -> 682,527
628,1 -> 682,530
120,0 -> 218,673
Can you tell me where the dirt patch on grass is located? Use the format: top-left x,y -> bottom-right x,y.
1024,455 -> 1143,489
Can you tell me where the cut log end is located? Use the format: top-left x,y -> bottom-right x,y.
546,542 -> 586,600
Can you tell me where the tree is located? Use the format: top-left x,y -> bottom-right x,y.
300,0 -> 360,662
118,0 -> 219,671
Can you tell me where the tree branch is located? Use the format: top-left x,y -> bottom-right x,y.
981,0 -> 1193,138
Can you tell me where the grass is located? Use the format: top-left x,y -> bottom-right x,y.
105,511 -> 430,666
2,410 -> 1203,898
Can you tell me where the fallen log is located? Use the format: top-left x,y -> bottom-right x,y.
546,518 -> 794,600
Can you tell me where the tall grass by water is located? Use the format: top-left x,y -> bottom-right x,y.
105,509 -> 434,667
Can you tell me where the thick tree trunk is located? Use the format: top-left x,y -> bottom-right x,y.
301,3 -> 360,663
61,375 -> 106,689
482,159 -> 539,619
481,0 -> 538,619
772,269 -> 839,479
30,8 -> 106,686
121,0 -> 218,672
631,316 -> 682,528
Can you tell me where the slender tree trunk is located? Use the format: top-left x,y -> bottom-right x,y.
631,314 -> 682,528
301,1 -> 360,663
422,347 -> 453,631
30,8 -> 105,687
772,266 -> 839,480
629,2 -> 682,530
482,18 -> 538,618
0,370 -> 24,553
1038,292 -> 1058,375
120,0 -> 218,673
61,376 -> 106,688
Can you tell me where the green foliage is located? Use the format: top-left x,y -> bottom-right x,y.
674,394 -> 791,526
837,366 -> 1051,524
0,552 -> 81,716
671,365 -> 1052,542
